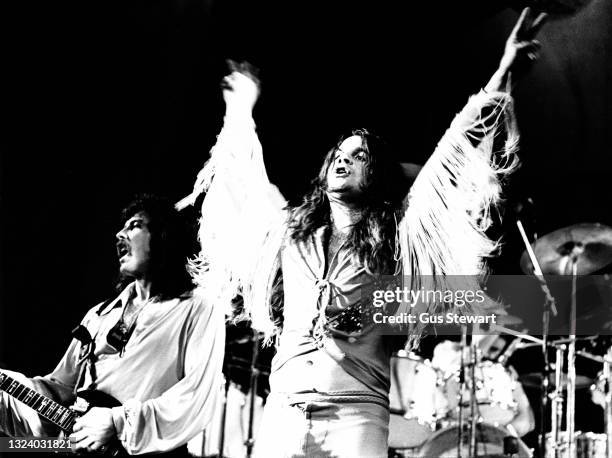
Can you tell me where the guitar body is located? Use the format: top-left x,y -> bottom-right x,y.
69,389 -> 126,456
75,389 -> 122,410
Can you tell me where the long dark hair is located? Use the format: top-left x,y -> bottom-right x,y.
288,128 -> 404,275
116,194 -> 194,299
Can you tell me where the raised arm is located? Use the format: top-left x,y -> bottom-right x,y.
177,62 -> 287,316
450,7 -> 547,141
485,7 -> 547,94
398,9 -> 546,336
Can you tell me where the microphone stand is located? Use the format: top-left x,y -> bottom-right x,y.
457,325 -> 468,458
516,219 -> 557,458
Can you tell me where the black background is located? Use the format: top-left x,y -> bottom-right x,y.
1,0 -> 612,448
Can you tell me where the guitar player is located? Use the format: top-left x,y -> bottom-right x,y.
0,195 -> 225,455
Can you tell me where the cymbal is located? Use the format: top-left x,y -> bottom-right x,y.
520,223 -> 612,275
519,372 -> 593,390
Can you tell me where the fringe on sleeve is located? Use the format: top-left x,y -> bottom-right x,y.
177,114 -> 287,334
398,90 -> 519,347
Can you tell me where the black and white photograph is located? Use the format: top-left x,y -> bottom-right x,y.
2,0 -> 612,456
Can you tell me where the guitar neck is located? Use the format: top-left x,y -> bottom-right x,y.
0,372 -> 76,432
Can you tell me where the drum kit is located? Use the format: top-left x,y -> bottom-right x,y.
388,343 -> 532,457
389,222 -> 612,458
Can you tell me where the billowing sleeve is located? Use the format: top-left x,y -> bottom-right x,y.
32,340 -> 81,406
177,113 -> 288,335
110,293 -> 225,455
398,90 -> 519,337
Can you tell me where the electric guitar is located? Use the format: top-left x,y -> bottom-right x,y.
0,371 -> 125,455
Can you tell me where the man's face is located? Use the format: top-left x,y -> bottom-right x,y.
115,212 -> 152,279
326,135 -> 370,198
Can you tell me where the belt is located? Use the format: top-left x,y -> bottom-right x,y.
281,390 -> 389,410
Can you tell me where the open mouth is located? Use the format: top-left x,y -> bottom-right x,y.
334,166 -> 350,177
116,241 -> 131,260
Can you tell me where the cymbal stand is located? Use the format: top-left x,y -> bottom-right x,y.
216,376 -> 231,458
550,343 -> 565,458
516,219 -> 557,457
565,255 -> 579,458
469,340 -> 478,457
605,346 -> 612,458
457,326 -> 468,458
245,332 -> 260,458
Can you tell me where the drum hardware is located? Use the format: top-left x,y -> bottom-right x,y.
577,350 -> 605,364
517,217 -> 559,458
519,223 -> 612,277
519,222 -> 612,458
539,340 -> 612,458
492,325 -> 544,345
244,331 -> 261,458
604,347 -> 612,458
495,337 -> 520,366
493,330 -> 530,365
549,344 -> 565,458
216,376 -> 231,458
552,335 -> 600,346
212,325 -> 272,458
519,372 -> 593,390
589,346 -> 612,458
545,431 -> 608,458
469,338 -> 478,458
456,326 -> 469,458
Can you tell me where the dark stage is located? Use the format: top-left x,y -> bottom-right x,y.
2,0 -> 612,455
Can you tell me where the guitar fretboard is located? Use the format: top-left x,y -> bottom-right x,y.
0,371 -> 75,432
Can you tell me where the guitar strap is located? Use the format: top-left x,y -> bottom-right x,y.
74,297 -> 119,393
96,297 -> 120,316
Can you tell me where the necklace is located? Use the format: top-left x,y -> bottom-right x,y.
122,297 -> 148,331
327,227 -> 348,264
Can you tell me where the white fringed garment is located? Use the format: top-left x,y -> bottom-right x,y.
179,90 -> 519,344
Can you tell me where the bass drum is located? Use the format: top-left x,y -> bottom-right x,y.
417,423 -> 532,458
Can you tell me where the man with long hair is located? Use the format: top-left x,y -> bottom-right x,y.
0,195 -> 224,455
180,8 -> 545,457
